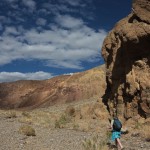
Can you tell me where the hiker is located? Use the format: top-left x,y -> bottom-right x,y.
109,116 -> 124,150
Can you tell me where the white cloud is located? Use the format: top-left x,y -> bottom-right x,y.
41,0 -> 91,16
38,8 -> 50,15
5,0 -> 18,3
55,15 -> 84,29
0,16 -> 12,24
0,15 -> 107,69
0,16 -> 6,21
60,0 -> 81,6
3,26 -> 20,35
58,0 -> 89,7
22,0 -> 36,11
0,71 -> 53,83
0,23 -> 3,31
5,0 -> 19,9
36,18 -> 47,26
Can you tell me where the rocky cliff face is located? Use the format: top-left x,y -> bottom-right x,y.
101,0 -> 150,119
0,65 -> 106,109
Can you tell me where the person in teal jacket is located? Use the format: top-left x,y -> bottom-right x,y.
110,117 -> 124,150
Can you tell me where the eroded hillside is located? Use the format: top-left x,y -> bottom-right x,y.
0,65 -> 106,109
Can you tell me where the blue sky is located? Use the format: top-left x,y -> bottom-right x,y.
0,0 -> 132,82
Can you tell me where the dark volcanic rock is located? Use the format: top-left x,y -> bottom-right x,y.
101,0 -> 150,119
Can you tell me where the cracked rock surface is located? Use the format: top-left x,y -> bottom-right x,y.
101,0 -> 150,119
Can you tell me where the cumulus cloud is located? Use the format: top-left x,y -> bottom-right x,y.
60,0 -> 81,6
5,0 -> 18,3
0,0 -> 107,83
3,26 -> 19,35
58,0 -> 92,7
0,15 -> 107,69
36,18 -> 47,26
0,23 -> 3,31
0,16 -> 12,24
0,71 -> 53,83
22,0 -> 36,11
55,15 -> 84,29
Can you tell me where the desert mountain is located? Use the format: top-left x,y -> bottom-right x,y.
0,65 -> 106,109
102,0 -> 150,119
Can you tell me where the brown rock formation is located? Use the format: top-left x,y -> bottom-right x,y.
0,65 -> 106,109
101,0 -> 150,119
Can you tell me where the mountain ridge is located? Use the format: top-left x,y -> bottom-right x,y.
0,65 -> 106,109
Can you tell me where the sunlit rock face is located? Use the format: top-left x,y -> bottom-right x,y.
101,0 -> 150,119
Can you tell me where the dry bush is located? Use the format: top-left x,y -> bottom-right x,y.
19,125 -> 36,136
82,134 -> 109,150
55,114 -> 72,128
140,125 -> 150,142
73,123 -> 79,130
19,111 -> 32,123
31,111 -> 53,127
22,111 -> 31,118
5,111 -> 17,118
20,111 -> 53,128
128,118 -> 150,142
65,105 -> 75,117
80,104 -> 92,119
77,121 -> 90,132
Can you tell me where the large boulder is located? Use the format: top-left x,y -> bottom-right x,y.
101,0 -> 150,119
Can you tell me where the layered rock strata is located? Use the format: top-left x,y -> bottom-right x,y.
101,0 -> 150,119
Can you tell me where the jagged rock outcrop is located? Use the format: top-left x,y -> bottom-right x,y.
0,65 -> 106,109
101,0 -> 150,119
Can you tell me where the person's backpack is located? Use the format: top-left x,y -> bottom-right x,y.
113,118 -> 122,131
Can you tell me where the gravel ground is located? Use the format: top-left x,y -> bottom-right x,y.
0,117 -> 95,150
0,111 -> 150,150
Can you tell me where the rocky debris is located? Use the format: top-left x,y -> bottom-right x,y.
101,0 -> 150,119
0,65 -> 106,109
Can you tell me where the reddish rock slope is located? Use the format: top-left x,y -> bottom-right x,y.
0,65 -> 106,109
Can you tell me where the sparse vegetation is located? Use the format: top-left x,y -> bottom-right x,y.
5,111 -> 17,118
82,134 -> 109,150
134,121 -> 142,129
140,125 -> 150,142
65,105 -> 75,117
0,98 -> 150,149
19,113 -> 33,124
73,123 -> 79,130
55,114 -> 72,128
22,111 -> 31,118
19,125 -> 36,136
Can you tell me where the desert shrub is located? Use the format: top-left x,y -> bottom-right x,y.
134,121 -> 142,129
82,134 -> 109,150
73,123 -> 79,130
5,111 -> 17,118
140,125 -> 150,142
55,114 -> 72,128
19,125 -> 36,136
18,115 -> 33,124
65,105 -> 75,117
22,111 -> 31,118
106,131 -> 111,140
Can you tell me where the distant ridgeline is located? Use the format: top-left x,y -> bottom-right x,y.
0,65 -> 106,109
